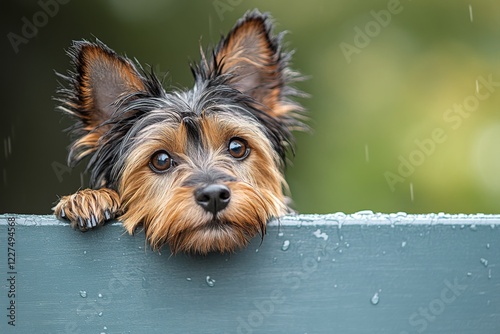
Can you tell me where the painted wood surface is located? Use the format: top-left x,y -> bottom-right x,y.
1,213 -> 499,334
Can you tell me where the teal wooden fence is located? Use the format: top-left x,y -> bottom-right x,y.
1,213 -> 499,333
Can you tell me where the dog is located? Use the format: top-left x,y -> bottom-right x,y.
53,9 -> 307,254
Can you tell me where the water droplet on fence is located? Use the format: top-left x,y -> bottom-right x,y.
486,243 -> 490,249
355,210 -> 374,215
281,240 -> 290,251
470,224 -> 477,231
79,290 -> 87,298
488,269 -> 492,279
480,258 -> 489,267
206,276 -> 215,287
141,277 -> 150,289
186,277 -> 192,281
313,229 -> 329,241
98,293 -> 103,298
370,292 -> 380,305
401,241 -> 407,248
98,312 -> 103,317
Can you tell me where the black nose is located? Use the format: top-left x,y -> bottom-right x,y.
195,184 -> 231,215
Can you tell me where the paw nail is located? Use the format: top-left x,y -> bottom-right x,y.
61,208 -> 66,218
104,210 -> 111,220
86,218 -> 92,229
78,217 -> 84,228
91,214 -> 97,227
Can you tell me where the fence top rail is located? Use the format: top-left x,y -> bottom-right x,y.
1,212 -> 500,226
1,212 -> 498,333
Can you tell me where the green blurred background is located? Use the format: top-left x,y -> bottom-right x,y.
1,0 -> 500,215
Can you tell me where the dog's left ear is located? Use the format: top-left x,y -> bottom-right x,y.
213,10 -> 301,117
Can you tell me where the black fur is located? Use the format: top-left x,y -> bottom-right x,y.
56,9 -> 307,190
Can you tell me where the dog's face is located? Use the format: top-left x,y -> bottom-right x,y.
118,108 -> 286,253
56,10 -> 306,254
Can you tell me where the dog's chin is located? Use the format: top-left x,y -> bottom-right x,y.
203,219 -> 233,231
168,218 -> 264,255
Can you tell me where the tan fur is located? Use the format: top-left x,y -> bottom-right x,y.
69,44 -> 147,161
215,19 -> 287,117
79,44 -> 146,115
53,188 -> 121,230
54,11 -> 305,255
118,114 -> 286,254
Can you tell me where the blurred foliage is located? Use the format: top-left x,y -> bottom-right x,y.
1,0 -> 500,214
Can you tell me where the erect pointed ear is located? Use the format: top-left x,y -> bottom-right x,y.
59,40 -> 147,165
68,40 -> 146,125
213,10 -> 301,117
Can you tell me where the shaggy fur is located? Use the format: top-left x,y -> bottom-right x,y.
53,10 -> 307,254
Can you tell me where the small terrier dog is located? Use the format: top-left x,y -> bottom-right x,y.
53,10 -> 306,254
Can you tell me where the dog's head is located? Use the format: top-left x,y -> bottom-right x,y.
58,10 -> 306,253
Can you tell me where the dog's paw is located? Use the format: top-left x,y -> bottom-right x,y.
53,188 -> 121,231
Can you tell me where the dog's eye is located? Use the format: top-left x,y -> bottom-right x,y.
228,137 -> 250,160
149,150 -> 175,173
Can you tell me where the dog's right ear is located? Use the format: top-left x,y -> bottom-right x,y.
58,40 -> 147,165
